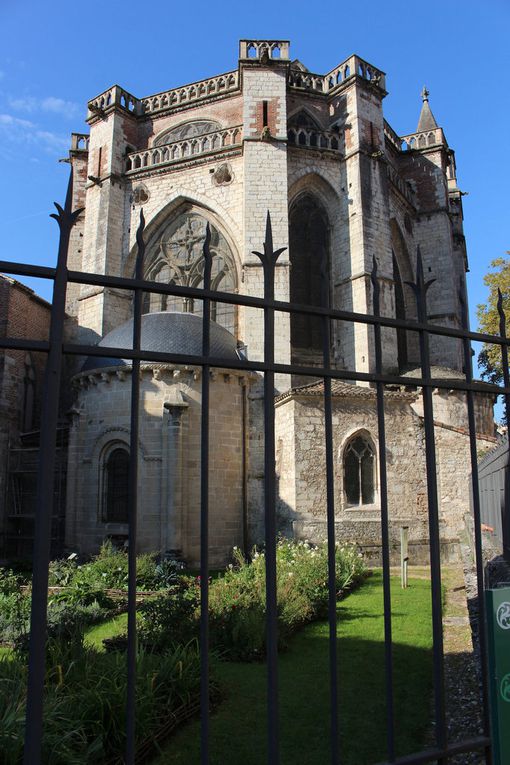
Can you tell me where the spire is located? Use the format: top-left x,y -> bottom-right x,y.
417,86 -> 438,132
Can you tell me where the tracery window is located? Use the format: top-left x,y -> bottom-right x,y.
102,446 -> 130,523
143,211 -> 237,335
153,120 -> 221,147
343,434 -> 375,506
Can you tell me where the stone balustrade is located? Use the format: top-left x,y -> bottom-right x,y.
71,133 -> 90,152
141,71 -> 239,115
239,39 -> 290,61
383,120 -> 402,151
87,85 -> 141,119
288,69 -> 325,92
386,164 -> 414,206
288,54 -> 386,94
125,125 -> 243,173
287,127 -> 341,152
401,127 -> 445,150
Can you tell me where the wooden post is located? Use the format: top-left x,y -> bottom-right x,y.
401,526 -> 409,588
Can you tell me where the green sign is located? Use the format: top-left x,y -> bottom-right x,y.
486,588 -> 510,764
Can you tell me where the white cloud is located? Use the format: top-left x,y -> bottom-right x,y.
8,95 -> 80,117
8,96 -> 38,112
0,113 -> 34,128
0,112 -> 69,154
41,96 -> 79,116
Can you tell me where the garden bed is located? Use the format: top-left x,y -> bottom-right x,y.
0,539 -> 368,763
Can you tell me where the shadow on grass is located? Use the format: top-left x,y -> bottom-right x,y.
154,637 -> 432,765
154,576 -> 434,765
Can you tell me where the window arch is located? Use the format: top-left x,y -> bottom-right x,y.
343,433 -> 376,506
153,120 -> 221,147
102,445 -> 130,523
289,194 -> 330,359
142,210 -> 238,335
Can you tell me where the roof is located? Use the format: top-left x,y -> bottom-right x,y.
417,87 -> 438,132
275,378 -> 416,404
81,312 -> 240,372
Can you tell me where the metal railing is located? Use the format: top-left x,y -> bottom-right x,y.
1,170 -> 509,764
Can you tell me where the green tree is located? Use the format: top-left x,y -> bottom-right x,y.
477,256 -> 510,384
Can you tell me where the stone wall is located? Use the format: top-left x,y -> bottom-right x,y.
275,385 -> 493,563
0,277 -> 51,550
66,364 -> 247,567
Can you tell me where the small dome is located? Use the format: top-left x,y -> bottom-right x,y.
81,312 -> 240,372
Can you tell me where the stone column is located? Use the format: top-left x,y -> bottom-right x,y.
161,399 -> 188,555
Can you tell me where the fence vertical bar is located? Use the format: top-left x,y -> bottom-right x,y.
23,172 -> 82,765
497,289 -> 510,565
497,288 -> 510,426
371,258 -> 396,762
200,224 -> 212,765
460,287 -> 493,764
253,212 -> 285,764
408,249 -> 447,762
125,209 -> 145,765
320,246 -> 339,765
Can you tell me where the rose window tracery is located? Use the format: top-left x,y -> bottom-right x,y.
143,212 -> 237,335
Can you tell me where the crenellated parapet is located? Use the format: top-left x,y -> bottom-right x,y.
400,126 -> 447,151
70,133 -> 89,152
87,85 -> 141,121
288,54 -> 386,95
239,39 -> 290,61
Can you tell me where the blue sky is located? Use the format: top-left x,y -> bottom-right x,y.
0,0 -> 508,339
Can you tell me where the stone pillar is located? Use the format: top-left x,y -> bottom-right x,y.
78,88 -> 140,344
239,46 -> 291,392
333,74 -> 396,376
161,398 -> 188,554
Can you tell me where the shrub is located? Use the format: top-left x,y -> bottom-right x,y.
0,570 -> 30,646
208,540 -> 366,660
0,640 -> 205,764
48,557 -> 78,587
136,579 -> 199,650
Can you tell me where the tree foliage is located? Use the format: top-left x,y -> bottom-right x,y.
476,256 -> 510,384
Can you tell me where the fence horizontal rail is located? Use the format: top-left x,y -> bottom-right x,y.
374,735 -> 492,765
0,333 -> 507,397
1,258 -> 510,349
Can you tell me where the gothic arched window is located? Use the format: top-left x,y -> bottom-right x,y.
289,195 -> 329,359
143,211 -> 238,335
344,434 -> 376,506
102,446 -> 130,523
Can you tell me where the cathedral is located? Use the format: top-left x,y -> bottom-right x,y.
1,40 -> 497,565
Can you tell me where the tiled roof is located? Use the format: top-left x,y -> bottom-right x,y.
275,378 -> 416,404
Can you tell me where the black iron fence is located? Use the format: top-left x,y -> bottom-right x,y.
1,171 -> 509,764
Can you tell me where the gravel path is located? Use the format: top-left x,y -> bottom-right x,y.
441,537 -> 510,764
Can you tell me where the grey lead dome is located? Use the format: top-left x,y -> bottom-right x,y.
81,311 -> 240,372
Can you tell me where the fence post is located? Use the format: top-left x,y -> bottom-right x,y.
400,526 -> 409,588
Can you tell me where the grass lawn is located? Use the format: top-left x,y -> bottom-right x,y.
151,573 -> 434,765
84,611 -> 128,649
